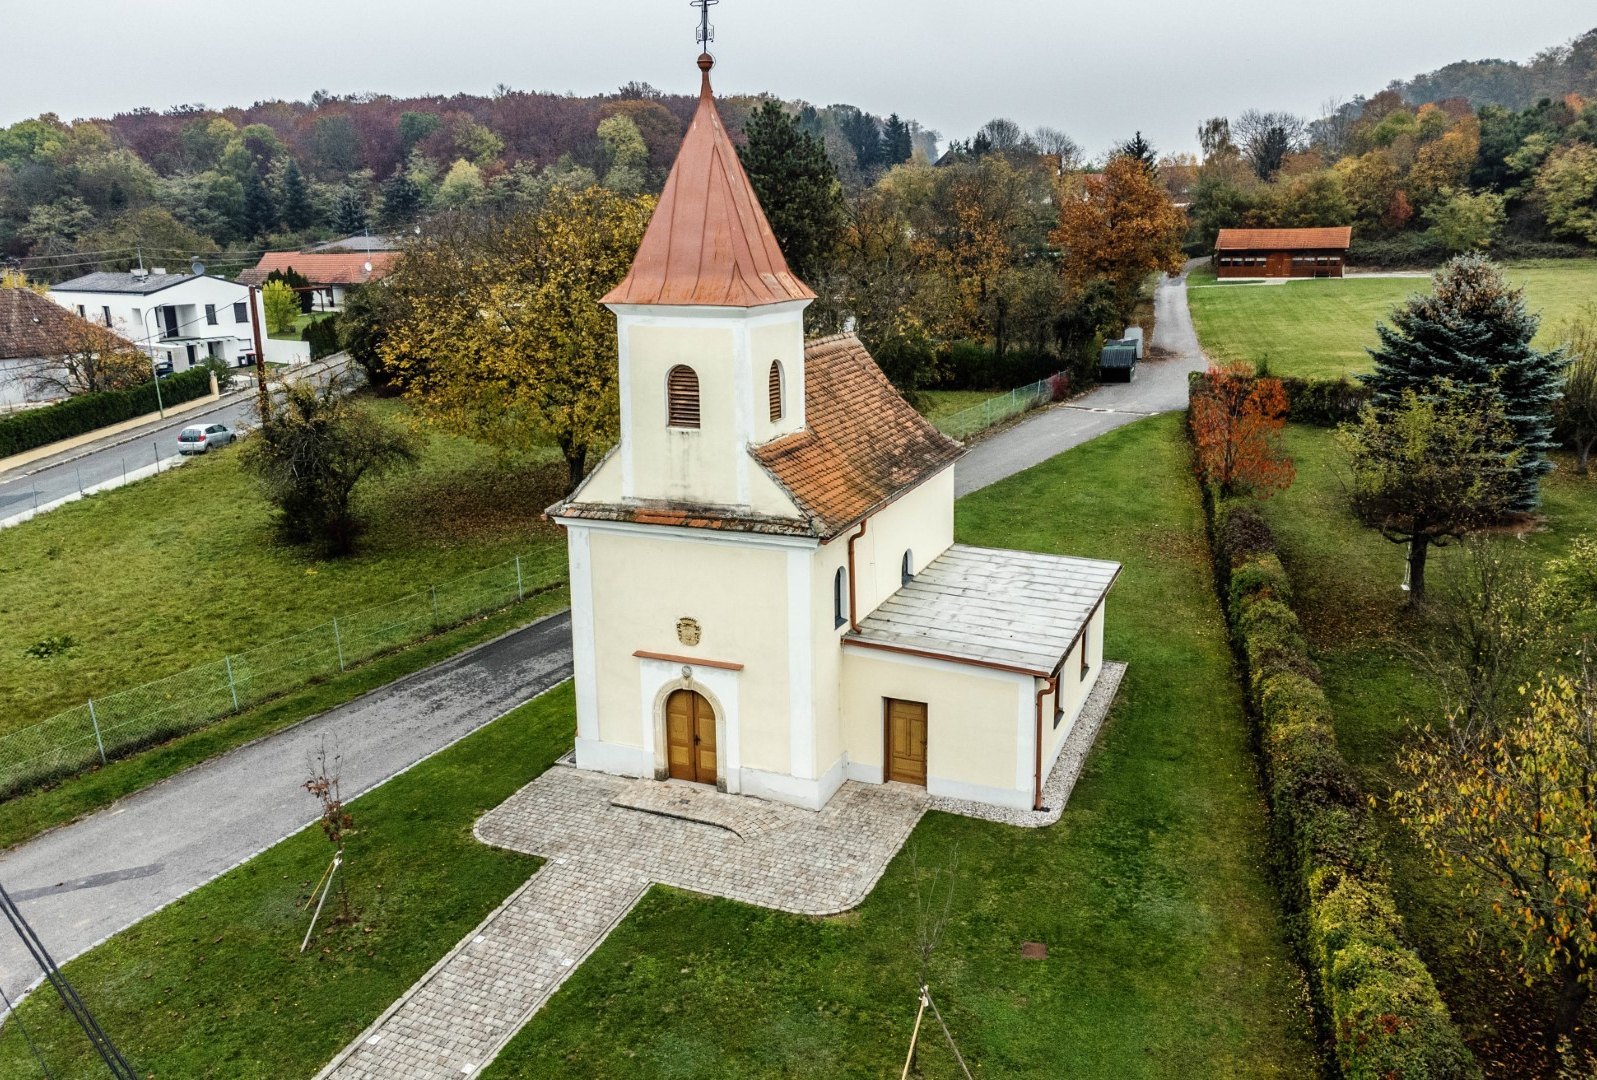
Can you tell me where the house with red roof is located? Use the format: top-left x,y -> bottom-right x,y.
1214,226 -> 1353,278
549,55 -> 1121,814
236,250 -> 401,311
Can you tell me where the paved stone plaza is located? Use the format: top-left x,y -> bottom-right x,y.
318,662 -> 1125,1078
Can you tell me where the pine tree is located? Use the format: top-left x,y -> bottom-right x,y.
333,186 -> 370,235
279,159 -> 314,231
241,165 -> 277,239
883,114 -> 913,166
379,172 -> 422,229
738,100 -> 846,286
1118,131 -> 1157,174
1363,253 -> 1568,510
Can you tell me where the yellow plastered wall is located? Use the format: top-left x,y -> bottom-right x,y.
840,650 -> 1028,794
750,320 -> 806,442
626,323 -> 741,505
1044,602 -> 1107,766
587,528 -> 794,775
805,465 -> 956,776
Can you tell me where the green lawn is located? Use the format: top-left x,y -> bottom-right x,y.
0,415 -> 1317,1078
0,684 -> 570,1078
0,397 -> 568,732
916,389 -> 994,423
1188,259 -> 1597,379
1253,424 -> 1597,1071
488,414 -> 1315,1078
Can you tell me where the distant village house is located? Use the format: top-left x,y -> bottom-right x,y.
1214,226 -> 1353,279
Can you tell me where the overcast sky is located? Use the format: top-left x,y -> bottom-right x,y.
4,1 -> 1593,156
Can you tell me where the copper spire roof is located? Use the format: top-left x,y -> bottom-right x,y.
601,54 -> 816,308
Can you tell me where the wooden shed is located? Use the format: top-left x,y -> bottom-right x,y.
1213,227 -> 1353,279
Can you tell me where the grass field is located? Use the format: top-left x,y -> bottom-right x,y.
488,415 -> 1316,1078
1188,259 -> 1597,379
267,311 -> 336,341
0,398 -> 568,733
916,388 -> 993,423
0,415 -> 1318,1078
1253,424 -> 1597,1072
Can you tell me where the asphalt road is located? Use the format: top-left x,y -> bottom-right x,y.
0,611 -> 573,1003
0,356 -> 349,521
955,264 -> 1210,496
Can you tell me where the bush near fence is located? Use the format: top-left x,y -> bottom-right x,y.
0,366 -> 216,457
1189,369 -> 1369,427
1206,497 -> 1476,1079
933,372 -> 1071,441
0,554 -> 557,800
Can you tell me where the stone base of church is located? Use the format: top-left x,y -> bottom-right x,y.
574,736 -> 850,812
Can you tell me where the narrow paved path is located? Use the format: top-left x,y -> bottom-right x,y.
955,264 -> 1209,496
0,612 -> 573,1003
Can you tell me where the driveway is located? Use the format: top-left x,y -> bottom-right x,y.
0,611 -> 573,1004
955,265 -> 1209,496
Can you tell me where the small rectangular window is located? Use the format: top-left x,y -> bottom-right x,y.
77,305 -> 85,317
102,305 -> 112,326
234,301 -> 248,324
1079,635 -> 1090,681
205,304 -> 218,326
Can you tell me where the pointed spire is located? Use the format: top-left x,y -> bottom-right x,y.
601,54 -> 815,309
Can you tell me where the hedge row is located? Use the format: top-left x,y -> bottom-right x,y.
0,366 -> 215,458
1190,369 -> 1369,426
1210,499 -> 1477,1079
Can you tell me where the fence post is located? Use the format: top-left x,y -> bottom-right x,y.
515,556 -> 524,601
430,586 -> 440,626
332,618 -> 346,672
153,440 -> 161,474
87,699 -> 107,766
224,655 -> 241,712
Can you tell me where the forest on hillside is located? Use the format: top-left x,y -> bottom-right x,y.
0,83 -> 936,281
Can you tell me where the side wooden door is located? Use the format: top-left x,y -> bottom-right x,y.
666,689 -> 717,785
885,699 -> 928,786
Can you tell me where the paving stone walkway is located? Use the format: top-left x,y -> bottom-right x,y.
319,665 -> 1126,1078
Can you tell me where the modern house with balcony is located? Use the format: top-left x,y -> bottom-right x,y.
49,270 -> 256,371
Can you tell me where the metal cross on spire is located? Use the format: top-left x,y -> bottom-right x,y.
691,0 -> 717,50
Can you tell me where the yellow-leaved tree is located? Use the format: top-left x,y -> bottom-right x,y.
380,187 -> 655,491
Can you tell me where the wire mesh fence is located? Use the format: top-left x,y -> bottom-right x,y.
932,372 -> 1071,441
0,554 -> 550,799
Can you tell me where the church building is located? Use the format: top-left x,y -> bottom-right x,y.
551,54 -> 1120,813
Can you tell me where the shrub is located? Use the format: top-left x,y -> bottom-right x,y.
1279,376 -> 1369,425
1196,444 -> 1477,1077
302,314 -> 342,360
0,366 -> 215,458
1349,234 -> 1449,269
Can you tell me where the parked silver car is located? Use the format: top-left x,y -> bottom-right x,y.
176,423 -> 236,454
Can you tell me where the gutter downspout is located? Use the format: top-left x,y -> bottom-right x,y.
1034,676 -> 1058,811
846,517 -> 869,632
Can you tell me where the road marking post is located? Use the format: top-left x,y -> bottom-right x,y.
153,440 -> 160,473
87,699 -> 107,765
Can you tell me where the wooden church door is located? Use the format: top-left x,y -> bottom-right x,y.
665,689 -> 718,785
885,698 -> 928,786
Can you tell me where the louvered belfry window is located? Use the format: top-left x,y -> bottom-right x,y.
768,360 -> 783,422
667,365 -> 701,429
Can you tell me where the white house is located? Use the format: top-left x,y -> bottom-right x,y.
237,250 -> 400,312
50,270 -> 255,372
0,287 -> 121,413
550,54 -> 1121,814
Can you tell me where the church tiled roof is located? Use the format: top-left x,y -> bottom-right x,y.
600,55 -> 815,309
552,334 -> 963,540
753,334 -> 963,539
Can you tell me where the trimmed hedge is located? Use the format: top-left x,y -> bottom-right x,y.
0,366 -> 216,458
1191,370 -> 1369,427
1207,497 -> 1477,1079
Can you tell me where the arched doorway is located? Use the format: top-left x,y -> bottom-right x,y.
665,689 -> 718,785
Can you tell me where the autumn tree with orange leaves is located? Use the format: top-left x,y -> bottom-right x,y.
1190,363 -> 1295,498
1051,153 -> 1187,309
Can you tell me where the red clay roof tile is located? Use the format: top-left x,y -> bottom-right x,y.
236,251 -> 400,287
1214,227 -> 1352,251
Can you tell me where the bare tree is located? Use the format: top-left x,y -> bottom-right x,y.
16,321 -> 150,398
1197,116 -> 1236,162
1032,126 -> 1082,171
1234,109 -> 1307,179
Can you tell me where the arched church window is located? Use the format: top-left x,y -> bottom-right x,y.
768,360 -> 784,422
834,567 -> 847,629
901,550 -> 914,585
667,365 -> 700,429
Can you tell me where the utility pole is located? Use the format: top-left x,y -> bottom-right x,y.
248,284 -> 269,421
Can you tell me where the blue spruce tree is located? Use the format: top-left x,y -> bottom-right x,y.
1362,254 -> 1567,510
